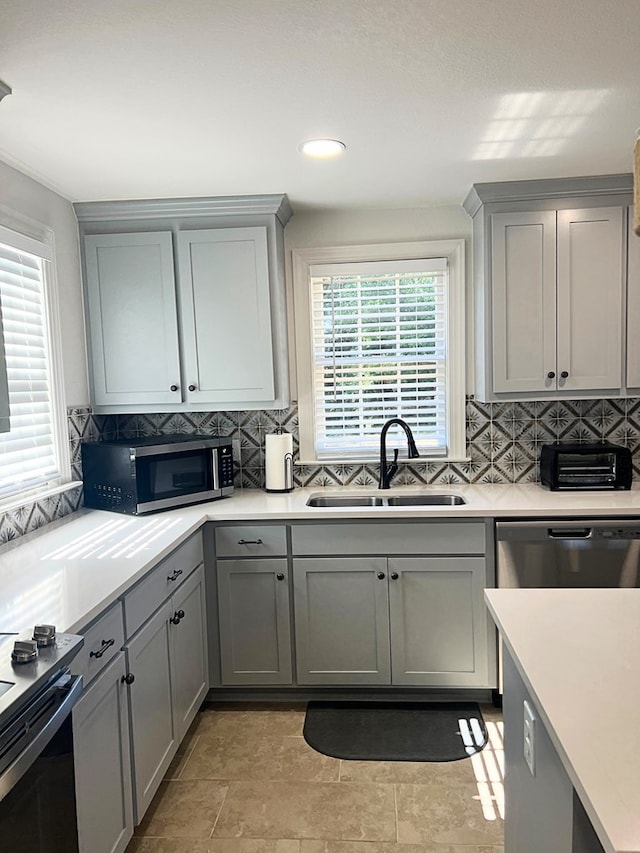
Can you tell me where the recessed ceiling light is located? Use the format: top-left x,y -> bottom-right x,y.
299,138 -> 346,158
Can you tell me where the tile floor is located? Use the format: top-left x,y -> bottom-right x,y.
126,703 -> 505,853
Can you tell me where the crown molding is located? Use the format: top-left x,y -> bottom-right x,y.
462,173 -> 633,217
74,193 -> 293,226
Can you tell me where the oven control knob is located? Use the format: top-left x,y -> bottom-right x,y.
33,624 -> 56,647
12,639 -> 38,664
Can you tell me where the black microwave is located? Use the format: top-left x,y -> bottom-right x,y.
81,435 -> 234,514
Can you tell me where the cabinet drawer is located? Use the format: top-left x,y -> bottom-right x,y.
291,522 -> 486,556
73,601 -> 125,687
215,525 -> 287,557
124,532 -> 203,639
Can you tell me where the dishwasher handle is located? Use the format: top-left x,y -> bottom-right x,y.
547,527 -> 592,539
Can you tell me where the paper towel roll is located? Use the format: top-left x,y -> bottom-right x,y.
265,431 -> 294,492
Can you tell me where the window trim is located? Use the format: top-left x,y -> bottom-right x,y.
292,239 -> 467,464
0,206 -> 73,508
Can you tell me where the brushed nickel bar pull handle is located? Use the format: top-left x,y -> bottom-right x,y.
237,538 -> 263,545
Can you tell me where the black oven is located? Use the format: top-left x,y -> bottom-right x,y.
0,631 -> 84,853
81,434 -> 234,514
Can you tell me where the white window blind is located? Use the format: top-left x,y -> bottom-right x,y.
0,232 -> 61,500
309,257 -> 449,459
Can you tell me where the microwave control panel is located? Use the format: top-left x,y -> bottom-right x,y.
218,444 -> 234,488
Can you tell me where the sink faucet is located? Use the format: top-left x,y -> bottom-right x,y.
378,417 -> 420,489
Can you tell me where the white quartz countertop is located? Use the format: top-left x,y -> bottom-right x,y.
2,481 -> 640,647
202,482 -> 640,520
485,588 -> 640,853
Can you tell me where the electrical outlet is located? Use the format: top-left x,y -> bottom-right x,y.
523,699 -> 536,776
232,439 -> 241,461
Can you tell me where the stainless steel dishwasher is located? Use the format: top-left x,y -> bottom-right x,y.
496,519 -> 640,589
494,518 -> 640,698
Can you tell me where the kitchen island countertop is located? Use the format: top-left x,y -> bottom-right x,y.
486,587 -> 640,853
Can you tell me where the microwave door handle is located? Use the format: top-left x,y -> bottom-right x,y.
211,447 -> 220,491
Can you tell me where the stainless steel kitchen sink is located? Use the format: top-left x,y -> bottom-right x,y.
306,493 -> 466,508
306,495 -> 385,507
386,494 -> 467,506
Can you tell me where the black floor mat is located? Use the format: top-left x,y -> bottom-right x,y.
303,700 -> 488,762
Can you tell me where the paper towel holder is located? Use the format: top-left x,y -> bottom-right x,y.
265,428 -> 294,493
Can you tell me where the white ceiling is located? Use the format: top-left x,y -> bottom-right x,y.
1,0 -> 639,211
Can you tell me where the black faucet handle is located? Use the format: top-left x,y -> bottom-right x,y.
385,448 -> 399,485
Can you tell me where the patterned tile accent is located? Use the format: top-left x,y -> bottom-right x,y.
0,406 -> 106,545
113,396 -> 640,489
4,393 -> 640,547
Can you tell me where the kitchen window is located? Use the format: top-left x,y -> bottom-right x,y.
292,240 -> 466,463
0,220 -> 70,505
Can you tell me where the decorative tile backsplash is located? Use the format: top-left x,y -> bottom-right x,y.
1,397 -> 639,546
0,406 -> 114,545
114,397 -> 640,489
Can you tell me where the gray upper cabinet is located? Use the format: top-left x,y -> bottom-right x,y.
464,175 -> 632,402
556,207 -> 623,393
626,207 -> 640,389
177,227 -> 274,404
490,211 -> 557,395
84,231 -> 181,407
75,195 -> 292,413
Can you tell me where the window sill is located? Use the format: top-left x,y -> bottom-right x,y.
295,457 -> 471,466
0,480 -> 82,514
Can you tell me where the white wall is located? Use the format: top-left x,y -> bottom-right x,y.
0,159 -> 89,406
283,205 -> 473,397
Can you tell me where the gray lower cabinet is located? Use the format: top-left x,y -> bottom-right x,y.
217,559 -> 292,685
388,557 -> 489,687
124,600 -> 176,823
291,521 -> 494,688
293,557 -> 391,685
123,564 -> 208,822
293,555 -> 489,687
170,565 -> 209,740
73,652 -> 134,853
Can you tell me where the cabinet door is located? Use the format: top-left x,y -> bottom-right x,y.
388,557 -> 490,687
293,557 -> 390,685
556,207 -> 623,392
626,207 -> 640,387
216,559 -> 292,686
84,232 -> 181,406
124,601 -> 176,824
169,565 -> 209,740
491,211 -> 557,394
73,653 -> 133,853
177,227 -> 275,405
